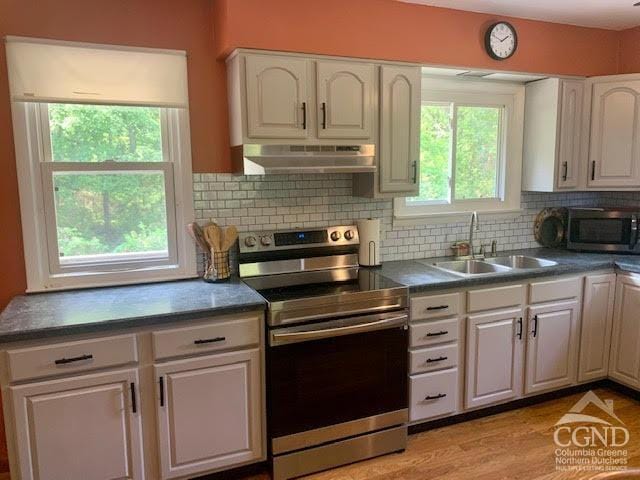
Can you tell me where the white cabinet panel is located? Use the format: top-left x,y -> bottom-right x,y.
525,301 -> 580,394
10,368 -> 144,480
465,308 -> 524,409
379,65 -> 420,194
316,61 -> 374,139
589,80 -> 640,188
609,275 -> 640,388
155,349 -> 263,479
409,368 -> 457,422
557,80 -> 584,189
579,274 -> 615,382
245,55 -> 309,139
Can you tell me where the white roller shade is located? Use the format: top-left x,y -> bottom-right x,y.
5,37 -> 189,107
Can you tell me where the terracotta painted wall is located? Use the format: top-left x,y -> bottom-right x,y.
619,26 -> 640,73
213,0 -> 621,76
0,0 -> 634,474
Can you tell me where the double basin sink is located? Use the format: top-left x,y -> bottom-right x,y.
428,255 -> 558,277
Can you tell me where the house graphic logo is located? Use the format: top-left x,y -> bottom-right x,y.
554,391 -> 630,473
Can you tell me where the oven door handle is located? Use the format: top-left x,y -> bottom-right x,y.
269,314 -> 408,346
631,215 -> 638,249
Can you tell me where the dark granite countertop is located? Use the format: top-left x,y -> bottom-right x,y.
0,279 -> 266,343
376,248 -> 640,294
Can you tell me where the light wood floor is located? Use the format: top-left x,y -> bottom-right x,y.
242,388 -> 640,480
0,388 -> 637,480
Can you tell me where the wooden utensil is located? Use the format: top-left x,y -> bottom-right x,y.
204,224 -> 222,252
186,223 -> 209,251
221,225 -> 238,252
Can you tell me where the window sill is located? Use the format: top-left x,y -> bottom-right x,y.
393,209 -> 524,227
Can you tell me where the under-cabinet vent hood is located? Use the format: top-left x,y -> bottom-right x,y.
231,144 -> 376,175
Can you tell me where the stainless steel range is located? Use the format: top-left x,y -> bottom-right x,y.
239,225 -> 409,480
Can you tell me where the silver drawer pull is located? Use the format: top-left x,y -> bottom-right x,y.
54,354 -> 93,365
426,356 -> 448,363
424,393 -> 446,401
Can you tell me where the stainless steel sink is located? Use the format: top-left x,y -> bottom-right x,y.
431,260 -> 513,277
484,255 -> 558,269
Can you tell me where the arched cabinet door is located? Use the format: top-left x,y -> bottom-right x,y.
245,55 -> 310,139
379,65 -> 420,194
316,61 -> 375,139
589,80 -> 640,188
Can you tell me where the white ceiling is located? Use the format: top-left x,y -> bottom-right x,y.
398,0 -> 640,31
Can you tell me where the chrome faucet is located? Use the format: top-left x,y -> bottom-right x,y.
469,211 -> 480,259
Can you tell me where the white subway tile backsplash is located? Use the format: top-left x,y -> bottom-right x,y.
193,173 -> 640,262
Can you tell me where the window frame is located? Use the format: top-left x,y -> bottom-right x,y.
394,76 -> 525,224
12,101 -> 196,292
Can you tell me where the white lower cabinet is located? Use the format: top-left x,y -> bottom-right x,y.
409,368 -> 458,422
155,349 -> 263,480
465,308 -> 524,409
579,274 -> 616,382
609,274 -> 640,388
9,368 -> 144,480
525,300 -> 580,394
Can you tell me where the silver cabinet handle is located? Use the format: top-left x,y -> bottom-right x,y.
270,315 -> 407,346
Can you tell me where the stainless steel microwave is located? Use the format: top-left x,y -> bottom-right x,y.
567,208 -> 640,253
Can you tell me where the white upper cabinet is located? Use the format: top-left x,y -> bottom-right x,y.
525,300 -> 580,394
378,65 -> 420,195
244,55 -> 310,139
10,368 -> 144,480
579,274 -> 615,382
316,61 -> 375,139
588,78 -> 640,188
522,78 -> 585,192
465,308 -> 524,409
609,274 -> 640,388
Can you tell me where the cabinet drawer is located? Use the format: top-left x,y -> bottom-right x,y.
152,316 -> 260,360
411,293 -> 460,321
409,368 -> 457,422
6,334 -> 138,383
529,277 -> 581,304
467,285 -> 525,312
410,344 -> 458,375
410,317 -> 459,348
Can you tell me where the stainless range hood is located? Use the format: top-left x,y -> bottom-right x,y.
231,144 -> 376,175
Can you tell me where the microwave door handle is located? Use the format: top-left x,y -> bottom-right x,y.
270,315 -> 407,346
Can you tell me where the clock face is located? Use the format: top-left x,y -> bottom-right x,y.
485,22 -> 517,60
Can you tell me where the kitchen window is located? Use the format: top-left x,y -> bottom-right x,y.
395,77 -> 524,223
7,38 -> 196,291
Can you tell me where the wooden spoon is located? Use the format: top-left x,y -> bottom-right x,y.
221,225 -> 238,252
204,224 -> 222,252
186,223 -> 209,251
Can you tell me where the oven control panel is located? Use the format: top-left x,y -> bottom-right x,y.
239,225 -> 359,253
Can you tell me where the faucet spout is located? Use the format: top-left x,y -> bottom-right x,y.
469,211 -> 480,259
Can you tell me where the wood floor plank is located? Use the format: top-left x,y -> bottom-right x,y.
238,388 -> 640,480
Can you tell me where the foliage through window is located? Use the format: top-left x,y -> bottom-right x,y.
411,102 -> 502,205
46,104 -> 169,263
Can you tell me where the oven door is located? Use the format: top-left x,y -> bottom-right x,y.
568,211 -> 639,253
267,311 -> 408,454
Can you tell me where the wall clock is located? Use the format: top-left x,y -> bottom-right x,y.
485,22 -> 518,60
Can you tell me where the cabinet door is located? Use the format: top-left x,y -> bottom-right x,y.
465,308 -> 525,409
155,349 -> 263,479
245,54 -> 310,139
525,301 -> 580,394
556,80 -> 584,189
10,368 -> 144,480
316,61 -> 375,139
589,80 -> 640,188
609,275 -> 640,388
578,274 -> 615,382
379,65 -> 420,194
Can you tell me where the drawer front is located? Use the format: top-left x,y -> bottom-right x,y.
411,293 -> 460,321
529,277 -> 581,304
409,368 -> 457,422
410,344 -> 458,375
152,316 -> 260,360
467,285 -> 525,312
410,317 -> 459,348
7,334 -> 138,382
